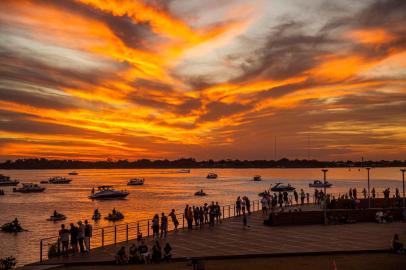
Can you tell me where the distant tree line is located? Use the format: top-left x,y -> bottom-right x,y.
0,158 -> 405,170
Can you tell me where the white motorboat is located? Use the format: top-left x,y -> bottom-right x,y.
45,176 -> 72,184
13,183 -> 45,193
270,183 -> 295,192
253,175 -> 262,181
89,186 -> 129,200
309,180 -> 332,188
0,174 -> 19,186
206,173 -> 218,179
127,178 -> 144,186
68,171 -> 78,175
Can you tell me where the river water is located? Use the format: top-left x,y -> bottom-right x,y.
0,168 -> 404,266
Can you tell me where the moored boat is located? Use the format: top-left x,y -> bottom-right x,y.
194,189 -> 206,196
309,180 -> 332,188
178,169 -> 191,173
13,183 -> 45,193
47,211 -> 66,221
0,174 -> 19,186
206,173 -> 218,179
105,209 -> 124,221
89,186 -> 129,200
270,183 -> 295,192
127,178 -> 144,186
253,175 -> 262,181
44,176 -> 72,184
68,171 -> 78,175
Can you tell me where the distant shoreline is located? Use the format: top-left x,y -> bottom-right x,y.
0,158 -> 405,170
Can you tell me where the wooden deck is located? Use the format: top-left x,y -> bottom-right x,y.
33,209 -> 405,267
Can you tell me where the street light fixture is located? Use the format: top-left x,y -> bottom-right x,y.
322,169 -> 328,225
401,169 -> 405,210
366,167 -> 371,208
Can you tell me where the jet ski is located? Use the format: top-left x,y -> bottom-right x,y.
270,183 -> 295,192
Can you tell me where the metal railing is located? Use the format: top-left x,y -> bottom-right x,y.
39,200 -> 260,262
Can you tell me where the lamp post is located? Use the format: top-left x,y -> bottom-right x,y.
322,169 -> 328,225
366,167 -> 371,208
401,169 -> 405,209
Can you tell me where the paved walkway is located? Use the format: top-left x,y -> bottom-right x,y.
34,210 -> 405,266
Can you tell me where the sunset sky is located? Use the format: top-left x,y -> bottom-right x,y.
0,0 -> 405,161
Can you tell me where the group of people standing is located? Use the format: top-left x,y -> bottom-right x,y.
58,220 -> 92,257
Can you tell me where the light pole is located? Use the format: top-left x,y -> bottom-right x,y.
366,167 -> 371,208
401,169 -> 405,209
322,169 -> 328,225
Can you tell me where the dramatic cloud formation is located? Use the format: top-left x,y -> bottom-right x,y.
0,0 -> 405,161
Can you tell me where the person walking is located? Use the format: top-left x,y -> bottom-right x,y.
77,221 -> 85,253
261,196 -> 268,216
168,209 -> 179,231
160,213 -> 168,238
242,212 -> 249,229
59,224 -> 70,257
84,220 -> 92,253
246,197 -> 251,214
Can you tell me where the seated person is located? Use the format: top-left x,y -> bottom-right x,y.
129,244 -> 139,264
163,243 -> 172,262
383,210 -> 394,223
138,240 -> 150,264
392,234 -> 404,254
115,246 -> 127,265
151,241 -> 162,263
375,211 -> 384,223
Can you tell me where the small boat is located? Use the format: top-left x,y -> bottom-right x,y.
105,210 -> 124,221
92,209 -> 101,221
194,190 -> 206,196
0,174 -> 19,186
68,171 -> 78,175
89,186 -> 129,200
178,169 -> 190,173
47,176 -> 72,184
309,180 -> 332,188
47,212 -> 66,221
13,183 -> 45,193
206,173 -> 218,179
127,178 -> 144,186
1,219 -> 24,233
253,175 -> 262,181
270,183 -> 295,192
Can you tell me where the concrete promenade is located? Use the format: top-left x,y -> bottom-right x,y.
32,209 -> 405,267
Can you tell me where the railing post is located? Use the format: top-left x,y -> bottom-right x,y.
114,225 -> 117,244
182,214 -> 185,229
147,220 -> 150,237
233,204 -> 235,216
222,206 -> 225,220
126,224 -> 129,242
40,240 -> 43,262
101,228 -> 104,247
228,205 -> 230,218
